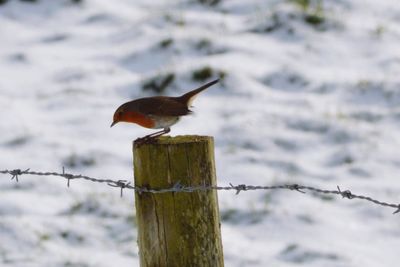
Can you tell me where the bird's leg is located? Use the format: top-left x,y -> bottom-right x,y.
146,127 -> 171,139
135,127 -> 171,145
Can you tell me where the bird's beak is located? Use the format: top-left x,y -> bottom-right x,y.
110,121 -> 117,128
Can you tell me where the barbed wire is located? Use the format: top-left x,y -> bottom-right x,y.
1,168 -> 399,214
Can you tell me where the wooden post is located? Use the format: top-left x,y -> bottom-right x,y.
133,135 -> 224,267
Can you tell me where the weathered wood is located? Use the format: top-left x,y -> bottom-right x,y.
133,135 -> 224,267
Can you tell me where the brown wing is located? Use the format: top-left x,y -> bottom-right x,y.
124,97 -> 192,116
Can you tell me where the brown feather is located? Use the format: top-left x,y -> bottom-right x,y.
122,97 -> 191,116
177,79 -> 219,106
119,79 -> 219,117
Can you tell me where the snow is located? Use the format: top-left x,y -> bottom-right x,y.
1,0 -> 400,266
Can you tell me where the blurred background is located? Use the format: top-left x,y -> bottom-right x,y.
1,0 -> 400,266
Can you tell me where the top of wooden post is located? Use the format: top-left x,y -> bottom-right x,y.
135,135 -> 213,146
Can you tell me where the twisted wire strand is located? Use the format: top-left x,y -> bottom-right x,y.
1,168 -> 399,214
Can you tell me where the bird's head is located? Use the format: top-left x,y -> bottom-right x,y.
110,107 -> 125,127
110,101 -> 155,129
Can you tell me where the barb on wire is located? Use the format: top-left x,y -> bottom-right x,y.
8,168 -> 30,182
230,183 -> 247,195
62,167 -> 75,187
287,184 -> 305,193
108,180 -> 132,197
1,168 -> 399,214
393,206 -> 400,215
337,186 -> 354,199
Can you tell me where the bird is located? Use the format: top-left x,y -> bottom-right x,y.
111,78 -> 219,144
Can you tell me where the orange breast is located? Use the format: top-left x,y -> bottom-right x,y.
124,111 -> 155,129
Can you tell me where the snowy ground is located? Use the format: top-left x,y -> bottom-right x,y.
1,0 -> 400,266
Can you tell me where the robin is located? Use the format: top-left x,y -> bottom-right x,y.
111,78 -> 219,143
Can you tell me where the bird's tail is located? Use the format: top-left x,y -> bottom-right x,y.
177,79 -> 219,106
